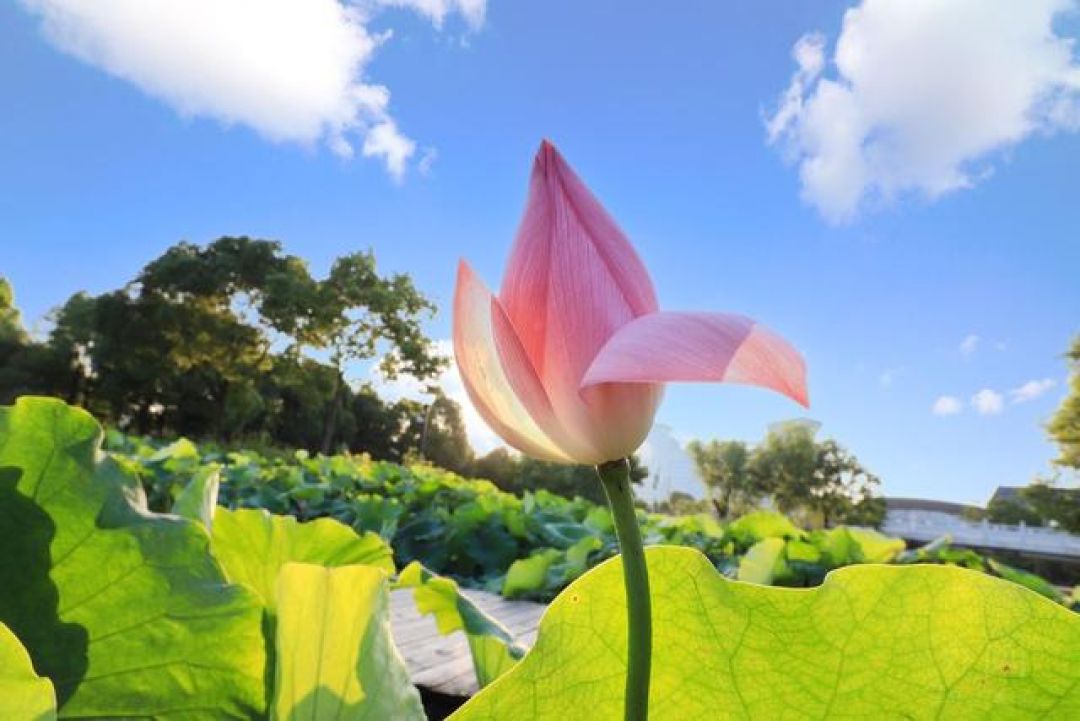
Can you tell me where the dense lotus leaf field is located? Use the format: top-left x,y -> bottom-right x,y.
105,422 -> 1079,609
0,398 -> 537,719
4,397 -> 1080,719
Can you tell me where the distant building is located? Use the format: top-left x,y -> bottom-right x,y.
988,486 -> 1024,506
882,495 -> 1080,561
885,497 -> 977,518
638,418 -> 823,506
636,424 -> 704,504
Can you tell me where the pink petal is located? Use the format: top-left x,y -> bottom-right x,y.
580,311 -> 809,407
496,141 -> 661,459
453,261 -> 576,463
499,141 -> 658,372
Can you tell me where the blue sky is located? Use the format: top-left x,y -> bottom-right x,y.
2,1 -> 1078,504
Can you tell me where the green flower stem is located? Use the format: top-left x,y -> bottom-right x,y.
597,458 -> 651,721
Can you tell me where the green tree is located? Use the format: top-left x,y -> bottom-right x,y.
987,498 -> 1045,527
687,439 -> 760,519
11,238 -> 445,457
471,448 -> 521,487
0,278 -> 27,343
128,237 -> 441,445
748,423 -> 819,516
345,383 -> 411,461
652,491 -> 713,516
988,480 -> 1080,533
1024,481 -> 1080,533
507,456 -> 647,504
1049,335 -> 1080,469
43,288 -> 266,436
516,459 -> 606,503
814,439 -> 885,527
467,449 -> 648,504
691,425 -> 885,528
402,394 -> 475,476
0,278 -> 50,403
311,251 -> 444,453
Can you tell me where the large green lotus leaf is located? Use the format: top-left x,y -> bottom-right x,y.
0,397 -> 265,717
548,535 -> 603,587
453,546 -> 1080,720
846,527 -> 906,563
736,537 -> 787,584
272,563 -> 424,720
726,511 -> 803,545
989,559 -> 1066,605
815,526 -> 863,566
172,465 -> 221,531
502,549 -> 561,598
396,561 -> 526,688
813,527 -> 905,567
149,436 -> 200,464
785,538 -> 821,564
210,507 -> 395,613
0,621 -> 55,721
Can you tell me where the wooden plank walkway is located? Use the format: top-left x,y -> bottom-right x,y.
389,588 -> 546,697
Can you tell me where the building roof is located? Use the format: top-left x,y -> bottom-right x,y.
989,486 -> 1024,505
885,497 -> 977,515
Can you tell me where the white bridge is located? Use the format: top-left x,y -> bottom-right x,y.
883,509 -> 1080,559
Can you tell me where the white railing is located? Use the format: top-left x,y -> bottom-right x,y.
882,510 -> 1080,558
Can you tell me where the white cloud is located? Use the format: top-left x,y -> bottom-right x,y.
971,388 -> 1005,415
766,0 -> 1080,222
20,0 -> 485,178
367,339 -> 504,455
932,395 -> 963,416
959,334 -> 980,357
362,120 -> 416,182
765,34 -> 827,146
417,146 -> 439,176
375,0 -> 486,29
1010,377 -> 1058,403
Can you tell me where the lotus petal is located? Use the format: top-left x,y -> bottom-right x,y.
453,262 -> 575,462
497,142 -> 662,461
581,311 -> 808,407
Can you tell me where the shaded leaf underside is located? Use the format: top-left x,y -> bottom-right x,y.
397,561 -> 525,688
273,563 -> 424,721
0,397 -> 266,718
210,507 -> 395,614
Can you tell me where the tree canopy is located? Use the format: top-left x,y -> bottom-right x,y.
689,423 -> 885,528
469,449 -> 648,505
0,239 -> 459,464
0,278 -> 45,401
1049,335 -> 1080,470
687,439 -> 755,518
2,242 -> 891,513
0,278 -> 26,344
988,481 -> 1080,533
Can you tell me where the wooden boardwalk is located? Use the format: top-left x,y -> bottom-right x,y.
389,588 -> 546,697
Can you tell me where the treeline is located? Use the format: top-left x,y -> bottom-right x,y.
0,238 -> 635,503
688,421 -> 887,528
6,238 -> 1073,519
984,336 -> 1080,532
0,237 -> 457,457
987,483 -> 1080,533
0,239 -> 889,516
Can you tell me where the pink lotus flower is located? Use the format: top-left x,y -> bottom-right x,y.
454,141 -> 808,466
